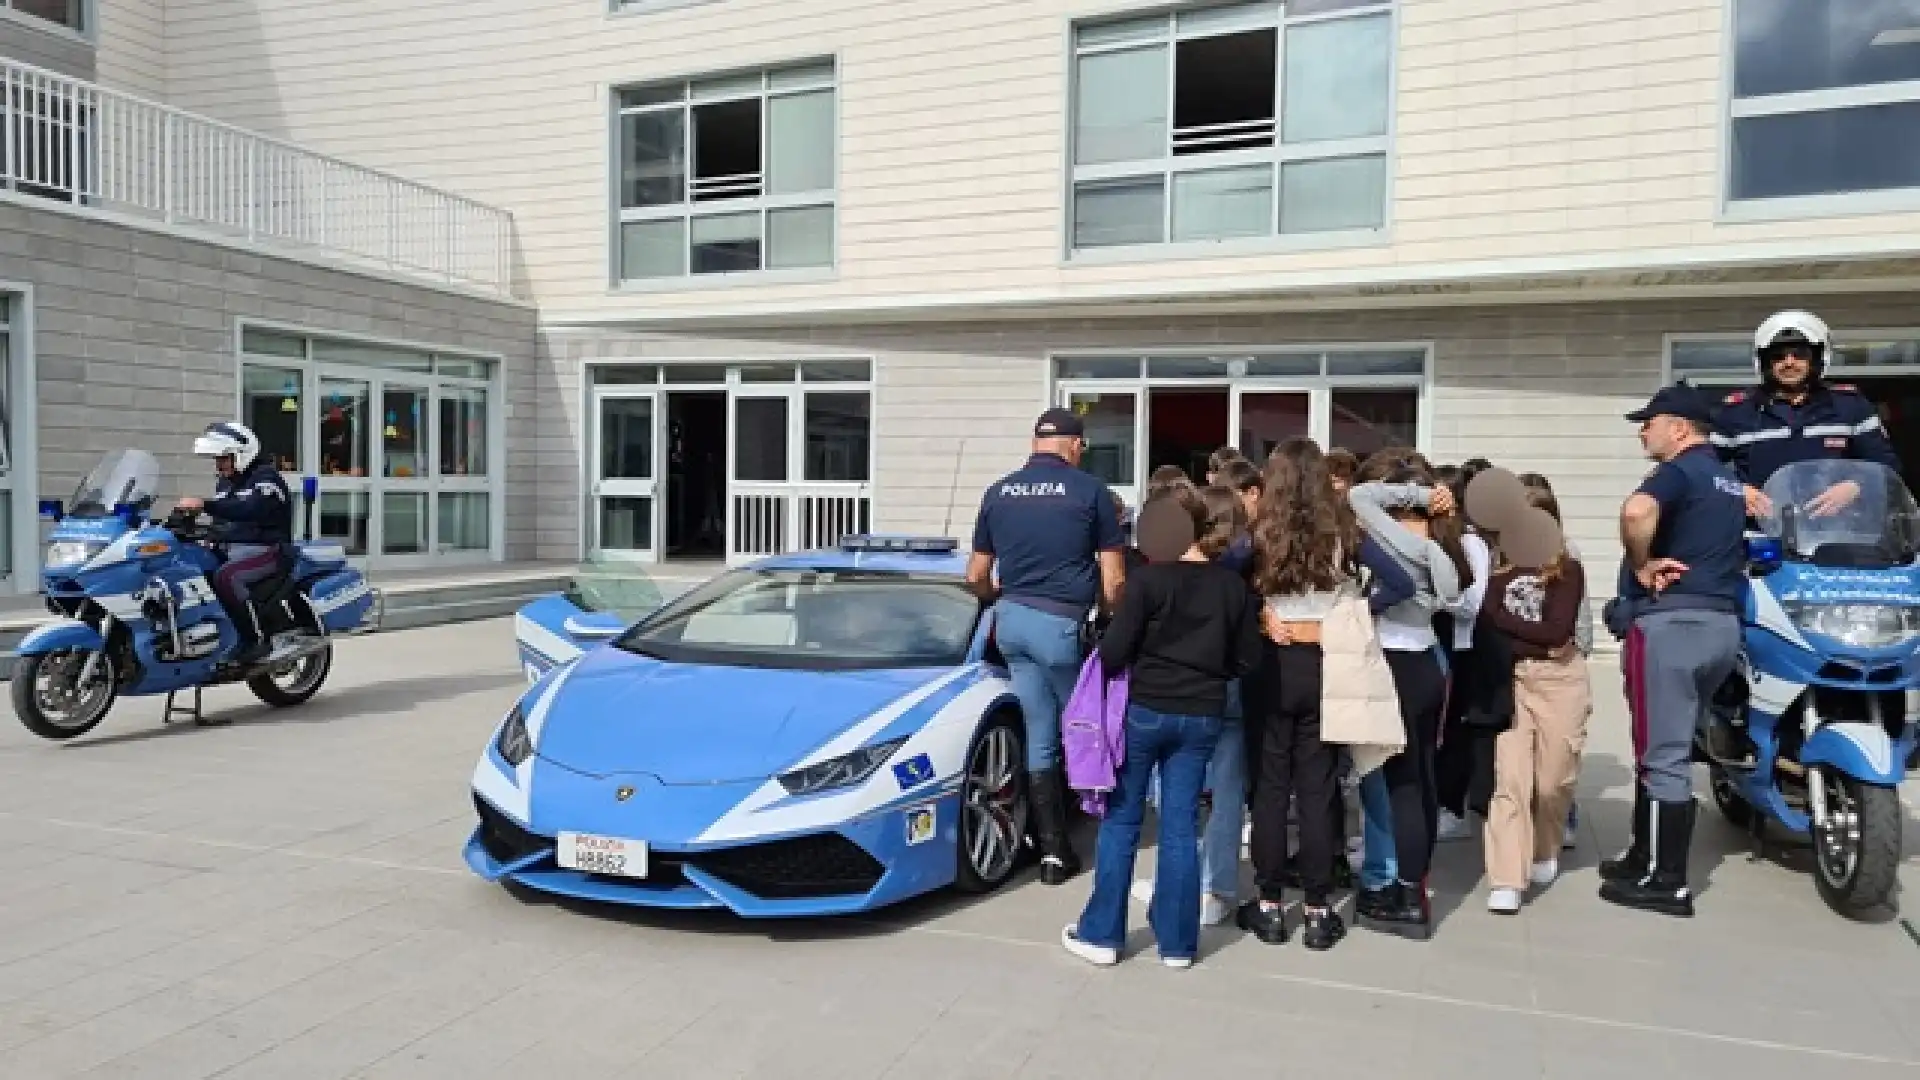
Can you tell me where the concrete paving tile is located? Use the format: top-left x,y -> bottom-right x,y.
2,979 -> 241,1078
0,621 -> 1910,1080
0,967 -> 178,1052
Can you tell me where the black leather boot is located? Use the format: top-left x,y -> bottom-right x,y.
1598,783 -> 1651,883
1599,798 -> 1695,918
1028,768 -> 1080,885
1359,879 -> 1431,940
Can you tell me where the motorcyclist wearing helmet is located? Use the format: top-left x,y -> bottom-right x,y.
174,422 -> 292,664
1711,309 -> 1901,519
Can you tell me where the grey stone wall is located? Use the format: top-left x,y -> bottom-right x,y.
539,292 -> 1920,588
0,14 -> 93,80
0,198 -> 539,559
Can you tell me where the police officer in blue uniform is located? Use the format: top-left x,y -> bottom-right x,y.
1711,309 -> 1900,518
966,408 -> 1128,884
175,422 -> 294,664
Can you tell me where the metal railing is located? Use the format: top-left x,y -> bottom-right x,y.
729,483 -> 873,562
1,57 -> 515,296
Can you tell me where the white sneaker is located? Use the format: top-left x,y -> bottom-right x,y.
1436,810 -> 1472,842
1530,859 -> 1559,886
1161,955 -> 1194,970
1487,888 -> 1523,914
1131,878 -> 1155,906
1200,894 -> 1234,926
1061,924 -> 1118,966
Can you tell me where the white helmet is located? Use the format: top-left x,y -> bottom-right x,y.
1752,308 -> 1831,381
192,421 -> 261,472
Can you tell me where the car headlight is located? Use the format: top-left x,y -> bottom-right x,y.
1784,602 -> 1920,650
495,703 -> 533,767
777,736 -> 909,797
44,541 -> 102,568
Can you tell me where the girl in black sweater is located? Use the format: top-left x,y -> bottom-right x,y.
1062,487 -> 1263,970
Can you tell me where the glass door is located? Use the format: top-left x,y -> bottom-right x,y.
314,372 -> 374,559
727,386 -> 796,560
1058,386 -> 1142,509
591,388 -> 662,561
378,380 -> 431,559
1230,387 -> 1317,464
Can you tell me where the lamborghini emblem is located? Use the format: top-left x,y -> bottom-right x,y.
615,785 -> 635,801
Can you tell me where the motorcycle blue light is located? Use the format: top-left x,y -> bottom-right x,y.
1745,535 -> 1783,569
37,499 -> 63,522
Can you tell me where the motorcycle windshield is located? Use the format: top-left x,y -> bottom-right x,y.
68,448 -> 163,518
1759,459 -> 1920,564
564,556 -> 666,622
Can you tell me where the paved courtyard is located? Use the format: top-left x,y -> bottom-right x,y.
0,617 -> 1914,1079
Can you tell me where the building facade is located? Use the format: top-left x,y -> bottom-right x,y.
7,0 -> 1920,595
0,0 -> 535,594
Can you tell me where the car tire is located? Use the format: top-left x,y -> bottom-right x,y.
953,712 -> 1028,894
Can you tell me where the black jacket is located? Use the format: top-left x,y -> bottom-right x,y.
205,462 -> 293,545
1711,382 -> 1899,489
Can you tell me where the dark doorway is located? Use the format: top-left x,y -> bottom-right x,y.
666,392 -> 727,559
1867,375 -> 1920,489
1147,387 -> 1230,482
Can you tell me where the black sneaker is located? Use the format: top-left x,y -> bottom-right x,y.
1359,880 -> 1432,941
1235,898 -> 1289,944
1300,906 -> 1345,952
1355,883 -> 1396,921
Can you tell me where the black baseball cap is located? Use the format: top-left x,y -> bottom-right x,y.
1624,383 -> 1715,425
1033,407 -> 1085,439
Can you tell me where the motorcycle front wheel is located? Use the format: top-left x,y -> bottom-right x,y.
10,648 -> 117,740
1811,768 -> 1902,917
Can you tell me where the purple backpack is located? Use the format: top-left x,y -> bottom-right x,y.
1060,653 -> 1128,816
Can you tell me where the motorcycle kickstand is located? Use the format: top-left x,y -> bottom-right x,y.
162,686 -> 225,728
1745,807 -> 1768,863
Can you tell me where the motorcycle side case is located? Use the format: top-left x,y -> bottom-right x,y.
309,569 -> 376,634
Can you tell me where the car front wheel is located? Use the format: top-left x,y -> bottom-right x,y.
953,713 -> 1027,893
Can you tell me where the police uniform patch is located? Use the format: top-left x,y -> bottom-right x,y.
1722,390 -> 1747,405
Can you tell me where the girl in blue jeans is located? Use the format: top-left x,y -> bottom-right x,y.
1132,481 -> 1261,925
1063,488 -> 1262,968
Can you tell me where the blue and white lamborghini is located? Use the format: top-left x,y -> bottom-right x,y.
465,536 -> 1034,918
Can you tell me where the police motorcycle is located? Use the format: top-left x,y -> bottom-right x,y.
11,448 -> 379,740
1704,458 -> 1920,916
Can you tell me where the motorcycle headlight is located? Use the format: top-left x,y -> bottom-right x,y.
1784,602 -> 1920,650
495,703 -> 533,767
777,737 -> 909,797
44,541 -> 102,568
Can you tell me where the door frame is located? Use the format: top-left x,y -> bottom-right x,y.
1229,383 -> 1323,458
1055,381 -> 1147,509
588,385 -> 665,563
726,382 -> 800,559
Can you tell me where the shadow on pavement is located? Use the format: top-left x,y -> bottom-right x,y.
58,669 -> 527,749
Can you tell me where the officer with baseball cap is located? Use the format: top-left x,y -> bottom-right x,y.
966,407 -> 1128,884
1599,383 -> 1748,918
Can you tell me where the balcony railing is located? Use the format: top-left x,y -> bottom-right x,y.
1,57 -> 514,296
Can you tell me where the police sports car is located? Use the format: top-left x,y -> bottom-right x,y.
466,536 -> 1033,918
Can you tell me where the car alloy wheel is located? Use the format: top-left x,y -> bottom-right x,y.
958,721 -> 1026,890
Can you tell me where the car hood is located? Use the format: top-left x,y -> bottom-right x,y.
531,645 -> 953,784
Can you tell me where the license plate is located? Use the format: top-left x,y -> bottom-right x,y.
556,832 -> 648,878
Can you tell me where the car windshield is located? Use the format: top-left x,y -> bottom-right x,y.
564,558 -> 666,623
1759,459 -> 1920,566
615,568 -> 983,670
69,448 -> 162,518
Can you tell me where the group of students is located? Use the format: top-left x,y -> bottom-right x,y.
1059,440 -> 1593,968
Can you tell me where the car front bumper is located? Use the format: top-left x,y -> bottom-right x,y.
464,789 -> 965,919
